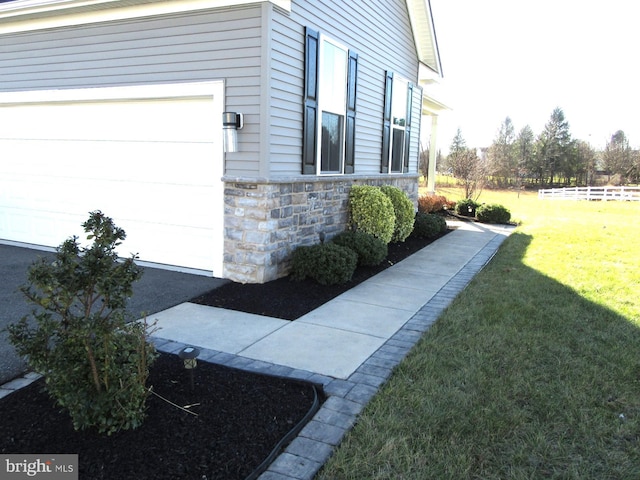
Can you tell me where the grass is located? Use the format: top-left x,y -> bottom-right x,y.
317,188 -> 640,479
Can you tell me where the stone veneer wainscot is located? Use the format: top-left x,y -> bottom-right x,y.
222,175 -> 419,283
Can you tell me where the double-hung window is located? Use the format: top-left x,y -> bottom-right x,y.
303,28 -> 357,175
381,71 -> 415,173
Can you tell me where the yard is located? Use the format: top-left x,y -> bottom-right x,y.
318,187 -> 640,479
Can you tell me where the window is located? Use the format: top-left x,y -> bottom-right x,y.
303,28 -> 357,175
381,72 -> 414,173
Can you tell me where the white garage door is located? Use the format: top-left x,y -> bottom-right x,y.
0,82 -> 225,276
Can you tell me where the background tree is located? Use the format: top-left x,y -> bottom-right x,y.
447,128 -> 467,161
515,125 -> 535,186
488,117 -> 517,187
602,130 -> 632,184
446,129 -> 486,199
629,149 -> 640,184
536,107 -> 573,186
419,143 -> 430,183
574,140 -> 597,185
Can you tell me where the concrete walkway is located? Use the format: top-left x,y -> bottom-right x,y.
147,219 -> 515,480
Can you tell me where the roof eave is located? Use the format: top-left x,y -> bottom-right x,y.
406,0 -> 443,77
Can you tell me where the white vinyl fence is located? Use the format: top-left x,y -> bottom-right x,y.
538,186 -> 640,201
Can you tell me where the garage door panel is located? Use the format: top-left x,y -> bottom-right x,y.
0,82 -> 225,275
6,98 -> 215,143
4,139 -> 218,187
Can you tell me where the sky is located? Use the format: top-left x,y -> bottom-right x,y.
427,0 -> 640,153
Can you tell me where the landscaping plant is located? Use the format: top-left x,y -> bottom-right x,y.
417,193 -> 456,213
380,185 -> 415,243
412,212 -> 447,239
7,211 -> 156,435
290,242 -> 358,285
331,230 -> 388,267
348,185 -> 395,244
476,203 -> 511,224
455,197 -> 480,217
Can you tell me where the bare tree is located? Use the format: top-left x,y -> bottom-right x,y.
575,140 -> 597,186
419,143 -> 430,184
447,129 -> 486,199
602,130 -> 632,184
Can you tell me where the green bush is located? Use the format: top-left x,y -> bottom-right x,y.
476,203 -> 511,224
290,242 -> 358,285
332,230 -> 388,267
349,185 -> 395,244
455,198 -> 480,217
7,211 -> 156,435
380,185 -> 415,243
412,212 -> 447,238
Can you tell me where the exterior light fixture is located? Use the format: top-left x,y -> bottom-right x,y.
178,346 -> 200,390
222,112 -> 243,153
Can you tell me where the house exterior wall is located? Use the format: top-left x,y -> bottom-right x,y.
224,0 -> 425,282
222,176 -> 418,283
265,0 -> 422,177
0,5 -> 265,177
0,0 -> 427,283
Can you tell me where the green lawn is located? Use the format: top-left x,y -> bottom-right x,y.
318,190 -> 640,479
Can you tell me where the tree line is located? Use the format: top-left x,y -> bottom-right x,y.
422,107 -> 640,198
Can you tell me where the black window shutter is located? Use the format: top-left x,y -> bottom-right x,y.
344,51 -> 358,174
381,71 -> 393,173
303,28 -> 319,175
403,82 -> 414,173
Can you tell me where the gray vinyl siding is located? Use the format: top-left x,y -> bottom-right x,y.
268,0 -> 420,177
268,11 -> 305,176
1,0 -> 422,179
0,6 -> 264,177
409,84 -> 424,173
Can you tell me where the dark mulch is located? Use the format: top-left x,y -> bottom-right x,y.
0,229 -> 449,479
191,230 -> 451,320
0,352 -> 319,480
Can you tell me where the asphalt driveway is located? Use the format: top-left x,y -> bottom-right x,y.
0,243 -> 227,384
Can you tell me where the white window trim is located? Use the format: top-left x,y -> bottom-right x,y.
0,0 -> 291,34
316,34 -> 349,176
389,75 -> 409,174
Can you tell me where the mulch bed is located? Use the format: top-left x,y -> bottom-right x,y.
0,353 -> 319,480
191,230 -> 451,320
1,229 -> 450,479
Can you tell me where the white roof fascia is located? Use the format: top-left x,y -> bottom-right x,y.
0,0 -> 291,34
405,0 -> 443,77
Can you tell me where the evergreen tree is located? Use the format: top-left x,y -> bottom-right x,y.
536,107 -> 573,186
515,125 -> 535,185
488,117 -> 517,186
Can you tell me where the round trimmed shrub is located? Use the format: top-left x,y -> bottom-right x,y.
332,230 -> 388,267
455,198 -> 480,217
412,212 -> 447,238
476,203 -> 511,224
348,185 -> 395,244
290,242 -> 358,285
380,185 -> 415,243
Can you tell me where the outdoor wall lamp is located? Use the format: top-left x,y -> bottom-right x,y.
222,112 -> 243,153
